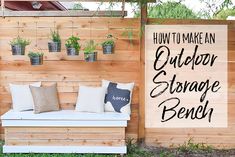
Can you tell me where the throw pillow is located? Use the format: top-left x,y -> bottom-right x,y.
75,86 -> 106,113
9,82 -> 41,112
102,80 -> 134,114
29,83 -> 60,114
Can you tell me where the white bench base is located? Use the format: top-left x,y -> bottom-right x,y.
1,110 -> 130,154
3,146 -> 127,154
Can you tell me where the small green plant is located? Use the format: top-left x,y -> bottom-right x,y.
178,138 -> 213,153
101,34 -> 115,46
122,28 -> 134,45
126,138 -> 153,157
28,51 -> 44,58
50,30 -> 61,43
159,151 -> 174,157
65,35 -> 81,52
84,40 -> 98,54
10,36 -> 30,46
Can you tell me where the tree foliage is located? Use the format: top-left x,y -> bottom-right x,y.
70,0 -> 235,19
73,3 -> 85,10
214,8 -> 235,19
134,1 -> 198,19
199,0 -> 234,19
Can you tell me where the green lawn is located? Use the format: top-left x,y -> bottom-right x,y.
2,139 -> 235,157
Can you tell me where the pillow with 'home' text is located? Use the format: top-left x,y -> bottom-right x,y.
102,80 -> 134,115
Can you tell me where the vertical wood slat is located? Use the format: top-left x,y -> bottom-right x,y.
138,2 -> 147,142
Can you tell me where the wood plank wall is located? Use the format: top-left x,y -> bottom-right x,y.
145,19 -> 235,148
1,17 -> 235,148
0,17 -> 140,140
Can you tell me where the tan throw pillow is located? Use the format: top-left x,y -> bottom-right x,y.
30,84 -> 60,114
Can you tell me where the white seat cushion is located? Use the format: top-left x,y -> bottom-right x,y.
1,109 -> 130,121
1,110 -> 130,127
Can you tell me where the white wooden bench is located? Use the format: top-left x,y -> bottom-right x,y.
1,110 -> 130,154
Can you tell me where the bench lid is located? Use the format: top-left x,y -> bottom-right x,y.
1,110 -> 130,121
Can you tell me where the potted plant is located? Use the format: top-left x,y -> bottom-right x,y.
101,34 -> 115,54
48,30 -> 61,52
84,40 -> 98,62
28,51 -> 44,65
65,35 -> 81,56
10,36 -> 30,55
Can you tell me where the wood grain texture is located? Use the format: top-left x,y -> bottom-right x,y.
0,11 -> 127,17
5,127 -> 125,146
139,3 -> 147,141
145,19 -> 235,148
1,17 -> 234,148
0,17 -> 140,140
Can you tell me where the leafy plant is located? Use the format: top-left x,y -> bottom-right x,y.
10,36 -> 30,46
126,138 -> 153,157
101,34 -> 115,46
50,30 -> 61,43
214,8 -> 235,19
199,0 -> 234,19
73,2 -> 88,10
84,40 -> 97,54
122,28 -> 134,45
65,35 -> 81,52
28,51 -> 44,58
178,138 -> 213,153
159,151 -> 174,157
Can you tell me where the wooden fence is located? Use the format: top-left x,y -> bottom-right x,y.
0,17 -> 235,148
0,17 -> 140,140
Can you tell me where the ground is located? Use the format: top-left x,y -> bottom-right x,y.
1,140 -> 235,157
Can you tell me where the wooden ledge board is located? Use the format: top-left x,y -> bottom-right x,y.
0,10 -> 127,17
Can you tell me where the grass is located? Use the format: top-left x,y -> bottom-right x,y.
159,151 -> 174,157
2,139 -> 235,157
126,139 -> 153,157
145,138 -> 230,157
177,138 -> 213,154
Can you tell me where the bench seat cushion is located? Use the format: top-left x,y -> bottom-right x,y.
1,110 -> 130,127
